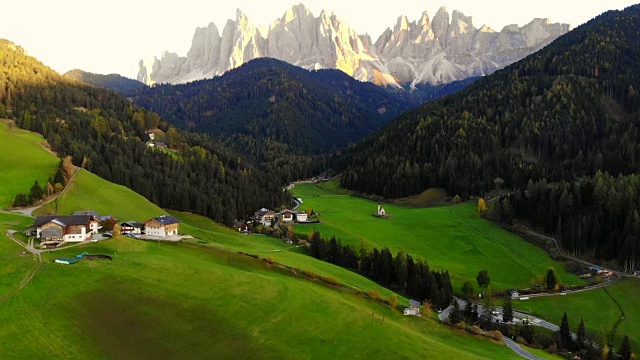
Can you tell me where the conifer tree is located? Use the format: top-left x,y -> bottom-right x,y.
502,297 -> 513,323
558,312 -> 572,351
577,318 -> 587,349
620,335 -> 632,360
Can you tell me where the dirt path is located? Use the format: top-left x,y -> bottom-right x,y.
0,230 -> 43,303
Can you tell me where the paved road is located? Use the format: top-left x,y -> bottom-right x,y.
504,337 -> 547,360
292,197 -> 302,210
441,297 -> 564,332
439,299 -> 558,359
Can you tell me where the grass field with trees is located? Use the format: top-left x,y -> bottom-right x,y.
0,235 -> 518,359
0,121 -> 58,207
514,278 -> 640,351
291,182 -> 583,291
0,131 -> 515,358
0,212 -> 36,297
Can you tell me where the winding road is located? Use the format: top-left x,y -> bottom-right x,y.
504,337 -> 547,360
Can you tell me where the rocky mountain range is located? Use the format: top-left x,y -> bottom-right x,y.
138,4 -> 570,87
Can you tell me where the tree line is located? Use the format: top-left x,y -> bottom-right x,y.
498,171 -> 640,271
0,39 -> 289,224
338,6 -> 640,200
306,231 -> 453,310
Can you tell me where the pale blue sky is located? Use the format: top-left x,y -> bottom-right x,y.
1,1 -> 636,79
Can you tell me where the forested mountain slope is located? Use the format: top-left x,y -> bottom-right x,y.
131,58 -> 462,155
64,69 -> 146,94
340,5 -> 640,199
0,39 -> 288,224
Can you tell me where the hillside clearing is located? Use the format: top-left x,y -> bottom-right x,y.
0,120 -> 58,208
514,278 -> 640,350
291,182 -> 584,291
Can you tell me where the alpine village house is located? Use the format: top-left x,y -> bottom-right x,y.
33,214 -> 100,246
144,215 -> 180,237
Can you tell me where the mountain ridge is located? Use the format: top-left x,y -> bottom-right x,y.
64,69 -> 146,94
339,4 -> 640,199
131,57 -> 471,156
138,4 -> 569,87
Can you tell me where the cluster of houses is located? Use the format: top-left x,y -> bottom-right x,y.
253,208 -> 308,227
28,210 -> 181,247
232,208 -> 311,234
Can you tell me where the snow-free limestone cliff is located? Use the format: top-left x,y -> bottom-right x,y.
138,4 -> 569,87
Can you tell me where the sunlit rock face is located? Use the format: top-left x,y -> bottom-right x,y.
138,4 -> 570,87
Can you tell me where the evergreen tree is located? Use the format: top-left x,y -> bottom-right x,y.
546,268 -> 558,291
471,303 -> 479,324
482,288 -> 494,318
619,335 -> 632,360
461,281 -> 474,302
13,193 -> 28,207
558,312 -> 572,351
476,270 -> 490,294
502,297 -> 513,323
449,298 -> 462,324
29,180 -> 43,203
461,281 -> 474,317
577,318 -> 587,349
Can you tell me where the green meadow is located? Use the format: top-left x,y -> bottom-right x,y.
0,235 -> 517,359
0,131 -> 517,358
514,278 -> 640,350
291,182 -> 583,291
522,345 -> 564,360
35,169 -> 166,221
0,120 -> 58,207
0,212 -> 35,297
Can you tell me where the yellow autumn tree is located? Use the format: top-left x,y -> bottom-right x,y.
478,197 -> 488,213
422,300 -> 433,317
389,294 -> 398,310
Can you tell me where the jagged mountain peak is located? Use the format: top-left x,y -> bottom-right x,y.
138,4 -> 570,87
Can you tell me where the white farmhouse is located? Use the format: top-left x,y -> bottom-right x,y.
144,215 -> 180,237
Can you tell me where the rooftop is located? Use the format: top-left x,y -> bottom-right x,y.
122,220 -> 143,228
34,215 -> 92,227
150,215 -> 180,225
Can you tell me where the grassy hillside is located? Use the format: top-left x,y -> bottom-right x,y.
0,212 -> 36,297
35,169 -> 165,221
0,121 -> 58,207
172,211 -> 407,301
291,182 -> 583,291
0,136 -> 516,358
0,235 -> 517,359
29,168 -> 403,300
514,278 -> 640,350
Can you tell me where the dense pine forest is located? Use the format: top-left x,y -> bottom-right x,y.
500,172 -> 640,271
130,58 -> 471,157
338,5 -> 640,268
340,5 -> 640,199
307,232 -> 454,310
0,39 -> 289,224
